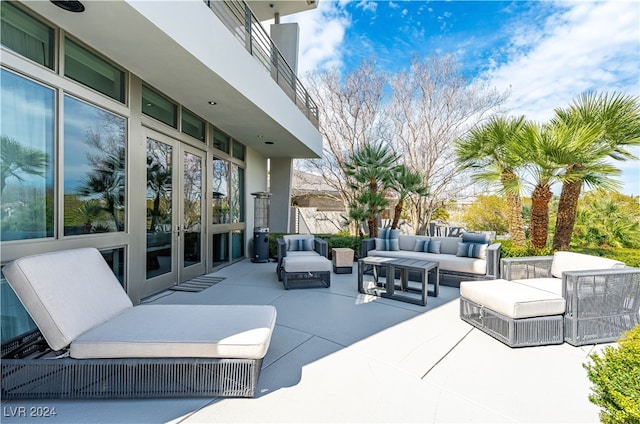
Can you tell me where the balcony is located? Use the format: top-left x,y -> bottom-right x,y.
205,0 -> 320,129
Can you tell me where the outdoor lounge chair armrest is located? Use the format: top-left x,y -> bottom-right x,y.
501,256 -> 554,281
314,238 -> 329,258
361,238 -> 375,258
485,243 -> 502,278
276,238 -> 287,279
562,267 -> 640,316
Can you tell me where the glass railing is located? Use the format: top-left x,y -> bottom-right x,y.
204,0 -> 319,128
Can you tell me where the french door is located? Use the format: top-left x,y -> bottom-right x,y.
144,130 -> 206,293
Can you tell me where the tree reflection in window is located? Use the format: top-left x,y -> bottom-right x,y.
63,96 -> 125,235
212,158 -> 229,224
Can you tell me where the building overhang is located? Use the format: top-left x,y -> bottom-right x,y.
248,0 -> 318,21
20,0 -> 322,159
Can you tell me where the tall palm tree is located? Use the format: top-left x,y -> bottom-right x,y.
551,92 -> 640,250
344,143 -> 398,238
389,165 -> 430,230
455,116 -> 527,246
0,136 -> 48,194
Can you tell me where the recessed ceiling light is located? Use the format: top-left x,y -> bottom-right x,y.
257,134 -> 264,138
50,0 -> 85,12
208,100 -> 217,106
265,141 -> 274,145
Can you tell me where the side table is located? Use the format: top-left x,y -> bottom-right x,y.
332,248 -> 354,274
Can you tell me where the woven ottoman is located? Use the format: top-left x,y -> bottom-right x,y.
282,256 -> 331,289
460,279 -> 566,347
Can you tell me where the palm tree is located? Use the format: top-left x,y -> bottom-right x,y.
455,116 -> 527,246
390,165 -> 430,230
551,92 -> 640,250
344,143 -> 398,238
0,135 -> 48,194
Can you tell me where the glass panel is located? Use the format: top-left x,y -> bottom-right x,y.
100,247 -> 125,287
181,108 -> 205,142
142,85 -> 177,128
64,38 -> 125,102
0,69 -> 55,241
231,165 -> 245,223
1,2 -> 55,69
232,230 -> 244,260
232,140 -> 245,161
183,152 -> 202,267
1,267 -> 37,344
213,129 -> 230,153
212,232 -> 229,267
0,247 -> 123,343
211,158 -> 229,224
146,138 -> 173,279
63,96 -> 126,235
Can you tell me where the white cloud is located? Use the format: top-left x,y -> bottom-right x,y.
278,1 -> 351,74
356,0 -> 377,13
484,1 -> 640,195
486,1 -> 639,121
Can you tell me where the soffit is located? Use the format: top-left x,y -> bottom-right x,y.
19,1 -> 320,159
247,0 -> 318,21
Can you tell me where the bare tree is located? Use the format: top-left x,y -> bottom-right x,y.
388,54 -> 508,234
300,60 -> 390,234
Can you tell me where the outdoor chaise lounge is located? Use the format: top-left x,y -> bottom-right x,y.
276,234 -> 331,289
460,251 -> 640,347
1,248 -> 277,399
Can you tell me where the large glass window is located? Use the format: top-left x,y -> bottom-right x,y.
142,85 -> 177,128
0,2 -> 55,69
0,69 -> 55,241
181,108 -> 205,142
63,96 -> 126,236
212,158 -> 229,224
64,38 -> 125,103
230,165 -> 245,223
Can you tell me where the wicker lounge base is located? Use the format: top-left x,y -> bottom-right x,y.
460,297 -> 564,348
283,271 -> 331,289
1,331 -> 262,399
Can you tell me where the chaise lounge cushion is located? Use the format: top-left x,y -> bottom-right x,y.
71,304 -> 277,359
2,248 -> 134,351
460,279 -> 565,319
282,255 -> 332,273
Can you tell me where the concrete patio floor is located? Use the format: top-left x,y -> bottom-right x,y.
1,259 -> 606,423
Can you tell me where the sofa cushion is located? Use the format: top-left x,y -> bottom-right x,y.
399,235 -> 429,251
513,278 -> 562,296
461,279 -> 565,319
375,228 -> 399,251
2,248 -> 134,351
431,237 -> 460,255
283,255 -> 332,273
366,249 -> 487,275
284,234 -> 315,251
71,305 -> 277,360
551,251 -> 625,278
456,242 -> 488,259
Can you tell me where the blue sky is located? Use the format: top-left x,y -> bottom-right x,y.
278,0 -> 640,196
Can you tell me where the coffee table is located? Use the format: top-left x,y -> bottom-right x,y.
357,257 -> 439,306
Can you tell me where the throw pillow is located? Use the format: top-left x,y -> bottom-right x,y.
375,228 -> 399,251
287,238 -> 314,251
427,240 -> 441,254
414,239 -> 430,252
456,242 -> 488,259
461,232 -> 490,245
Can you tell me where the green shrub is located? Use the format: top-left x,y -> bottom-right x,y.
497,239 -> 553,258
584,325 -> 640,424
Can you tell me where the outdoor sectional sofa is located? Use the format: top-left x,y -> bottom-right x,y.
460,251 -> 640,347
1,248 -> 277,399
361,231 -> 501,285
